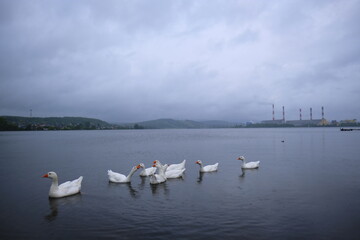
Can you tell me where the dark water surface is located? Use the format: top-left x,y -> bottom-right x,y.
0,128 -> 360,239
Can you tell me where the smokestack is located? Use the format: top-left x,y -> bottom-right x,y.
299,108 -> 302,120
282,106 -> 285,122
272,104 -> 275,120
310,108 -> 313,120
322,106 -> 324,119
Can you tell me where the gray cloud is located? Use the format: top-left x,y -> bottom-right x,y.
1,0 -> 360,122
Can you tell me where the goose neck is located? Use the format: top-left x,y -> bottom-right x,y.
198,163 -> 204,171
241,159 -> 247,167
50,176 -> 59,192
126,167 -> 137,181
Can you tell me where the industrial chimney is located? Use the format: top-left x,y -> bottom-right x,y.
282,106 -> 285,122
322,106 -> 324,119
272,104 -> 275,120
310,108 -> 313,120
299,108 -> 302,120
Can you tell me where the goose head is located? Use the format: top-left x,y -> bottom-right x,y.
42,171 -> 57,179
153,162 -> 165,169
139,163 -> 145,169
129,165 -> 141,172
153,161 -> 161,167
237,156 -> 245,161
195,160 -> 202,165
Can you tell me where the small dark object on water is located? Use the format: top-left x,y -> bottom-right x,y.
281,140 -> 285,142
340,128 -> 360,131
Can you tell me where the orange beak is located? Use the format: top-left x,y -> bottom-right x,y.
152,164 -> 156,167
195,161 -> 199,164
153,160 -> 157,164
136,165 -> 141,169
42,174 -> 48,178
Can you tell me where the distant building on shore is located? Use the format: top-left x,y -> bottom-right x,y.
285,119 -> 328,127
261,120 -> 285,125
261,119 -> 328,126
340,119 -> 357,124
261,106 -> 329,126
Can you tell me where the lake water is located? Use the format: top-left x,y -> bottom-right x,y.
0,128 -> 359,239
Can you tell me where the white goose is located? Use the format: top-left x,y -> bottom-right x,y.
149,163 -> 167,185
139,163 -> 156,177
195,160 -> 219,173
153,159 -> 186,171
108,164 -> 141,183
237,156 -> 260,169
42,172 -> 83,198
164,168 -> 186,179
154,161 -> 186,178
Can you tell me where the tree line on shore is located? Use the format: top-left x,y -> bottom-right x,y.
0,116 -> 132,131
1,116 -> 358,131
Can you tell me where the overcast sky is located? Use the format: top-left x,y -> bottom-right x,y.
1,0 -> 359,123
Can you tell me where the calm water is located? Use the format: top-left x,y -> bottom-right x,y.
0,128 -> 360,239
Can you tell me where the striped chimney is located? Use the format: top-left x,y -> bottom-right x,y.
282,106 -> 285,122
272,104 -> 275,120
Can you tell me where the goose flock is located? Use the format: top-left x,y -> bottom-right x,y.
42,156 -> 259,198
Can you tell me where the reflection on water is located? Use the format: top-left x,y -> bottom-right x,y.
197,172 -> 204,183
139,176 -> 147,184
45,194 -> 82,222
196,171 -> 219,183
166,176 -> 185,182
108,182 -> 139,198
239,169 -> 245,178
239,168 -> 259,179
136,176 -> 147,192
150,182 -> 169,195
126,183 -> 138,198
239,168 -> 259,180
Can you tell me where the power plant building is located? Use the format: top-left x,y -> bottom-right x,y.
286,119 -> 327,126
262,106 -> 329,126
261,119 -> 285,125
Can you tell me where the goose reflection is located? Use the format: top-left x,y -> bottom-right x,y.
139,176 -> 146,186
197,171 -> 219,183
150,182 -> 169,195
108,182 -> 139,198
45,194 -> 82,222
197,172 -> 204,183
126,183 -> 138,198
239,167 -> 260,179
239,169 -> 245,178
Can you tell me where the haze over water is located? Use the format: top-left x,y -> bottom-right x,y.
0,128 -> 359,239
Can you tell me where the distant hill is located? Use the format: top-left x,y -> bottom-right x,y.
200,120 -> 237,128
1,116 -> 237,130
135,118 -> 235,129
1,116 -> 112,130
135,119 -> 205,129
